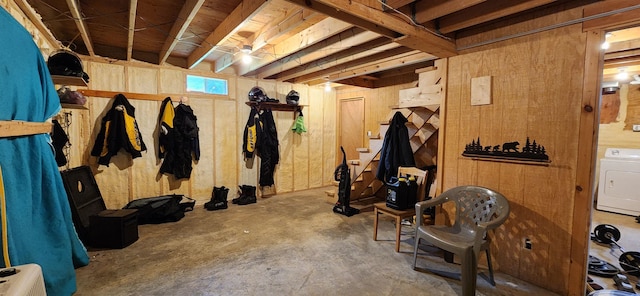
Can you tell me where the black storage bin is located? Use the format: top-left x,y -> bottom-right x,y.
385,177 -> 418,210
60,166 -> 139,248
90,209 -> 138,249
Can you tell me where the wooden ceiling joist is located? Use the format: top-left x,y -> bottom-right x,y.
272,37 -> 396,81
158,0 -> 206,65
237,17 -> 353,76
255,29 -> 382,79
65,0 -> 94,56
215,9 -> 320,73
437,0 -> 556,34
283,0 -> 457,57
14,0 -> 60,48
412,0 -> 487,23
290,47 -> 421,84
187,0 -> 270,69
127,0 -> 138,61
305,51 -> 434,85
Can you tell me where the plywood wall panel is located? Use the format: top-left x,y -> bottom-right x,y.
443,23 -> 587,295
323,91 -> 337,185
308,87 -> 324,188
237,78 -> 258,187
90,63 -> 125,91
214,99 -> 237,191
191,97 -> 215,201
275,110 -> 295,193
159,68 -> 184,94
128,67 -> 158,94
287,84 -> 309,191
131,100 -> 162,200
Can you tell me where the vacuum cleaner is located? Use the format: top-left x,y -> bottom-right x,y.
333,146 -> 359,217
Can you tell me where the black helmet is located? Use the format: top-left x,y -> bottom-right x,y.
286,90 -> 299,105
47,50 -> 90,82
248,86 -> 267,102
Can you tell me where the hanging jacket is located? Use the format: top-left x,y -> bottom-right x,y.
51,119 -> 69,167
376,111 -> 415,182
160,103 -> 200,179
258,109 -> 279,187
91,94 -> 146,166
242,107 -> 261,159
158,97 -> 175,159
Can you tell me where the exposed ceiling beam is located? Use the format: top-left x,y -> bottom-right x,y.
374,60 -> 433,79
271,37 -> 396,81
382,0 -> 415,10
290,47 -> 420,84
127,0 -> 138,61
237,17 -> 353,75
158,0 -> 205,65
305,51 -> 434,85
215,9 -> 319,73
582,0 -> 640,31
14,0 -> 61,48
413,0 -> 487,23
603,56 -> 640,69
335,76 -> 376,88
606,38 -> 640,54
65,0 -> 94,56
255,29 -> 381,79
283,0 -> 457,57
605,48 -> 640,61
187,0 -> 270,69
437,0 -> 556,34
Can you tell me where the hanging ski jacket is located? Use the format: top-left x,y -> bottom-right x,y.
160,103 -> 200,179
158,97 -> 175,159
376,111 -> 415,182
242,107 -> 261,159
51,119 -> 69,167
258,109 -> 279,187
91,94 -> 146,166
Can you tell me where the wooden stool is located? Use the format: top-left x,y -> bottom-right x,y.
373,202 -> 417,252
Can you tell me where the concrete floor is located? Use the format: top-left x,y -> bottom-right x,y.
74,187 -> 559,296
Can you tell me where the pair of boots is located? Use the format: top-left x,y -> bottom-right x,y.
232,185 -> 256,205
205,186 -> 229,211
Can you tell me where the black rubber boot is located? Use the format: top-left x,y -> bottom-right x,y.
231,185 -> 246,204
205,186 -> 228,211
236,185 -> 256,205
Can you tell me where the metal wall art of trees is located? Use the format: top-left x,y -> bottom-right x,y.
462,137 -> 550,163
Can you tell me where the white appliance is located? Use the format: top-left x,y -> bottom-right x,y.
597,148 -> 640,216
0,264 -> 46,296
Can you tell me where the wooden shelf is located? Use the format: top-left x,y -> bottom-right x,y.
61,103 -> 88,110
245,101 -> 304,111
51,75 -> 88,86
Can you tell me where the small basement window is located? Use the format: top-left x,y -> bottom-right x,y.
186,75 -> 228,95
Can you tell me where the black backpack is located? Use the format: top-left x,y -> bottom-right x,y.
123,194 -> 194,224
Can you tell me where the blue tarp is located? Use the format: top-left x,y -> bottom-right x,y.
0,7 -> 89,296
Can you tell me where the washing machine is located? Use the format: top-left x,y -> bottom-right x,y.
597,148 -> 640,216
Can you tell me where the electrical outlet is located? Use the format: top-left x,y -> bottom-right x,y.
633,125 -> 640,132
524,238 -> 532,250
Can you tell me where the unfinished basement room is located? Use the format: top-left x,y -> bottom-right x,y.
1,0 -> 639,295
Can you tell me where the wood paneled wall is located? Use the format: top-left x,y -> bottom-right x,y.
444,23 -> 588,295
59,60 -> 336,208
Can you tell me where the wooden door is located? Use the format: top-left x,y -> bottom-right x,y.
339,97 -> 364,163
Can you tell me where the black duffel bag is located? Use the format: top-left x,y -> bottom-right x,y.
123,194 -> 194,224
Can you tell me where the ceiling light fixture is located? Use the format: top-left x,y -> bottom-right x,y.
242,54 -> 252,64
241,44 -> 252,53
616,68 -> 629,81
324,81 -> 331,92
